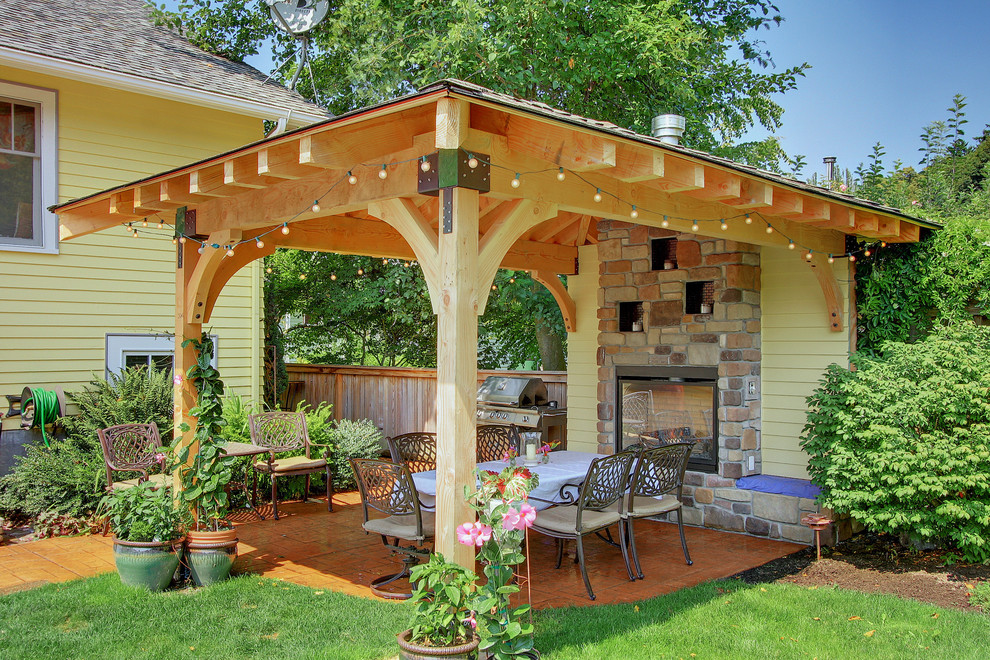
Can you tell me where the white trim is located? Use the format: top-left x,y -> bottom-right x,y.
105,333 -> 219,378
0,47 -> 326,128
0,80 -> 58,254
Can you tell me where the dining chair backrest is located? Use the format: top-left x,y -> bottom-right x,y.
97,423 -> 164,485
350,458 -> 423,526
387,432 -> 437,473
578,450 -> 637,513
621,391 -> 654,431
631,442 -> 693,499
249,411 -> 309,455
477,424 -> 520,463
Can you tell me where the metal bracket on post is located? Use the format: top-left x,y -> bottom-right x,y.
175,206 -> 186,268
442,188 -> 454,234
419,150 -> 490,197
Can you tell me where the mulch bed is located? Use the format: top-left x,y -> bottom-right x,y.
733,531 -> 989,612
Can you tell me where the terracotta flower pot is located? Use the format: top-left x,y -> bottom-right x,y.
112,536 -> 184,592
397,629 -> 480,660
185,528 -> 238,586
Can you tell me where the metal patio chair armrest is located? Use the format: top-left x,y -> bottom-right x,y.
309,441 -> 334,460
133,468 -> 150,483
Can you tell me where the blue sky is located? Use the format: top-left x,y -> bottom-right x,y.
741,0 -> 990,178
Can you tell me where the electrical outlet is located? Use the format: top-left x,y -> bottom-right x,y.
748,381 -> 757,395
748,455 -> 755,471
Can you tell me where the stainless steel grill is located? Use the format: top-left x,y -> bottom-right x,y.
476,376 -> 567,448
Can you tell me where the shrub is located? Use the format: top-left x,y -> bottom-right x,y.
329,418 -> 385,490
801,324 -> 990,562
218,393 -> 253,445
0,366 -> 174,521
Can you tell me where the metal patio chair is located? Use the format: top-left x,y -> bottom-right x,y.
530,450 -> 637,600
623,441 -> 694,579
350,458 -> 435,600
97,422 -> 171,535
386,431 -> 437,473
248,411 -> 332,520
621,390 -> 654,439
476,424 -> 521,463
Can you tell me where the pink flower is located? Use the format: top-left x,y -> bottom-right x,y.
502,503 -> 537,531
911,200 -> 919,206
173,374 -> 183,385
154,452 -> 167,464
456,521 -> 493,547
463,614 -> 477,630
540,444 -> 552,454
839,184 -> 848,192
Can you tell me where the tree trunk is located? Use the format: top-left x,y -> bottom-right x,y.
535,319 -> 565,370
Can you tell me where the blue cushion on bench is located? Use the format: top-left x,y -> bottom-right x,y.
735,474 -> 820,500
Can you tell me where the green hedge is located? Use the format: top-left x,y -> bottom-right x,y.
801,323 -> 990,561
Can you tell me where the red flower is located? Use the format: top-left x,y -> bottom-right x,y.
518,468 -> 532,480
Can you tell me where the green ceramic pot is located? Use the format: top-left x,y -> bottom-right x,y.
397,630 -> 480,660
185,528 -> 238,586
112,536 -> 184,592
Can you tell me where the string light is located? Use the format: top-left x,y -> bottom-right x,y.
311,200 -> 321,213
828,254 -> 834,264
420,157 -> 431,172
745,213 -> 752,225
281,223 -> 290,235
226,246 -> 235,257
864,248 -> 872,257
157,221 -> 164,229
849,254 -> 856,263
211,243 -> 220,249
805,250 -> 813,261
509,276 -> 516,283
630,205 -> 639,219
766,224 -> 774,234
132,228 -> 139,238
593,188 -> 603,202
357,268 -> 364,275
378,165 -> 388,179
179,236 -> 186,244
330,273 -> 337,281
511,173 -> 521,188
691,221 -> 699,232
491,284 -> 497,291
125,223 -> 133,232
266,266 -> 273,273
468,154 -> 479,169
299,273 -> 307,280
171,237 -> 177,245
198,245 -> 205,254
142,219 -> 148,227
661,216 -> 669,228
404,262 -> 410,268
383,258 -> 388,265
880,241 -> 887,248
788,240 -> 795,250
557,167 -> 565,181
256,238 -> 265,249
720,220 -> 728,231
347,171 -> 357,185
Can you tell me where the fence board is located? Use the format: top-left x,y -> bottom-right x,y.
285,364 -> 567,439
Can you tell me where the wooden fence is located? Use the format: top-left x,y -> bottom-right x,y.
285,364 -> 567,438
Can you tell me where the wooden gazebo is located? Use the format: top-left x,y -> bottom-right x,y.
54,79 -> 929,567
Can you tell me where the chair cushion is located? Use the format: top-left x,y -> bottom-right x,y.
363,513 -> 435,541
624,494 -> 681,517
533,505 -> 621,535
110,473 -> 171,490
255,455 -> 327,473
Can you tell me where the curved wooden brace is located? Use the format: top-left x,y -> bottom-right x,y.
531,271 -> 576,333
368,198 -> 441,313
185,229 -> 241,325
476,199 -> 558,314
202,242 -> 277,323
807,253 -> 844,332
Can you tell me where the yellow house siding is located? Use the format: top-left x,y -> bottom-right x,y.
760,247 -> 851,479
565,245 -> 601,453
0,67 -> 264,422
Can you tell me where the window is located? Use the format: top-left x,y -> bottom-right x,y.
0,82 -> 57,253
106,333 -> 218,378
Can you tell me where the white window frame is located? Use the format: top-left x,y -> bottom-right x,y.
0,80 -> 58,254
105,333 -> 219,379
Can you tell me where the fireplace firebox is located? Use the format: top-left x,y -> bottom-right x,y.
616,366 -> 718,472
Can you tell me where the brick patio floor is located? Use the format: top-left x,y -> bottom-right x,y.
0,492 -> 802,606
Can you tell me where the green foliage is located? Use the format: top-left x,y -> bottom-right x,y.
407,553 -> 477,648
99,481 -> 190,542
218,393 -> 253,445
801,324 -> 990,562
969,581 -> 990,612
0,366 -> 174,521
328,418 -> 384,491
173,333 -> 236,530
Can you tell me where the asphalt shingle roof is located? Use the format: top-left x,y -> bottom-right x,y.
0,0 -> 326,120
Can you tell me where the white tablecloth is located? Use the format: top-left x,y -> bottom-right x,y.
412,450 -> 603,511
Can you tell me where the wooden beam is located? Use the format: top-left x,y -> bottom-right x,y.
651,153 -> 705,193
575,214 -> 594,245
202,241 -> 275,323
532,271 -> 576,332
611,144 -> 664,182
807,252 -> 844,332
887,221 -> 921,243
173,239 -> 202,493
684,167 -> 742,201
774,195 -> 830,223
185,229 -> 242,323
59,200 -> 121,240
190,165 -> 248,197
722,179 -> 773,209
224,155 -> 280,189
109,190 -> 143,218
135,183 -> 182,211
808,204 -> 855,230
258,142 -> 321,180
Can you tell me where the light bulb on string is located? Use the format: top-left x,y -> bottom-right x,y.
226,246 -> 235,258
864,248 -> 871,257
378,165 -> 388,179
467,154 -> 479,169
593,188 -> 602,203
557,167 -> 565,181
311,200 -> 321,213
179,236 -> 186,244
420,157 -> 431,172
509,276 -> 515,283
720,220 -> 728,231
849,254 -> 856,263
132,229 -> 139,238
125,223 -> 133,232
880,241 -> 887,248
281,223 -> 289,235
157,221 -> 164,229
256,239 -> 265,249
630,205 -> 639,219
357,268 -> 364,276
404,262 -> 410,268
661,215 -> 669,228
198,245 -> 205,254
330,273 -> 337,281
266,267 -> 273,274
142,219 -> 148,228
382,258 -> 388,265
171,237 -> 177,245
805,251 -> 813,261
491,284 -> 497,291
765,224 -> 773,234
828,254 -> 834,264
788,241 -> 795,250
691,221 -> 699,232
511,173 -> 521,188
745,213 -> 752,225
347,171 -> 357,185
299,273 -> 307,280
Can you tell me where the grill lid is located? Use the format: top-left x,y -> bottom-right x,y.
477,376 -> 548,407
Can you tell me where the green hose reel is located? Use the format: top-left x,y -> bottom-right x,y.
20,386 -> 66,448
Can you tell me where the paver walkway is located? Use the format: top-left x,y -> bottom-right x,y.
1,492 -> 802,606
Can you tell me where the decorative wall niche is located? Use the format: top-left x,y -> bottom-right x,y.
685,281 -> 715,315
650,238 -> 678,270
618,301 -> 645,332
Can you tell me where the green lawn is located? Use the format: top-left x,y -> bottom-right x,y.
0,574 -> 987,659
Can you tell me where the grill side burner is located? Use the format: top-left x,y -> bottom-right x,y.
476,376 -> 567,449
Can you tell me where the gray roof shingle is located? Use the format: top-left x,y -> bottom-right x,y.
0,0 -> 326,120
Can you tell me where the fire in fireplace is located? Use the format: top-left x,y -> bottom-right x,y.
616,366 -> 718,472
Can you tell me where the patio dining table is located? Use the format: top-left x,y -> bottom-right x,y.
412,450 -> 604,511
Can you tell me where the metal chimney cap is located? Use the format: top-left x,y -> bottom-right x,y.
652,114 -> 686,145
823,156 -> 837,164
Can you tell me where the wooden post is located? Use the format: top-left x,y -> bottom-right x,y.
434,185 -> 480,568
173,237 -> 202,491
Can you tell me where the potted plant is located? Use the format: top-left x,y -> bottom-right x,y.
461,465 -> 541,659
101,479 -> 189,591
172,333 -> 238,586
397,553 -> 480,659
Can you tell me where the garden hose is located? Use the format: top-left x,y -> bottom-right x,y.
22,387 -> 59,448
